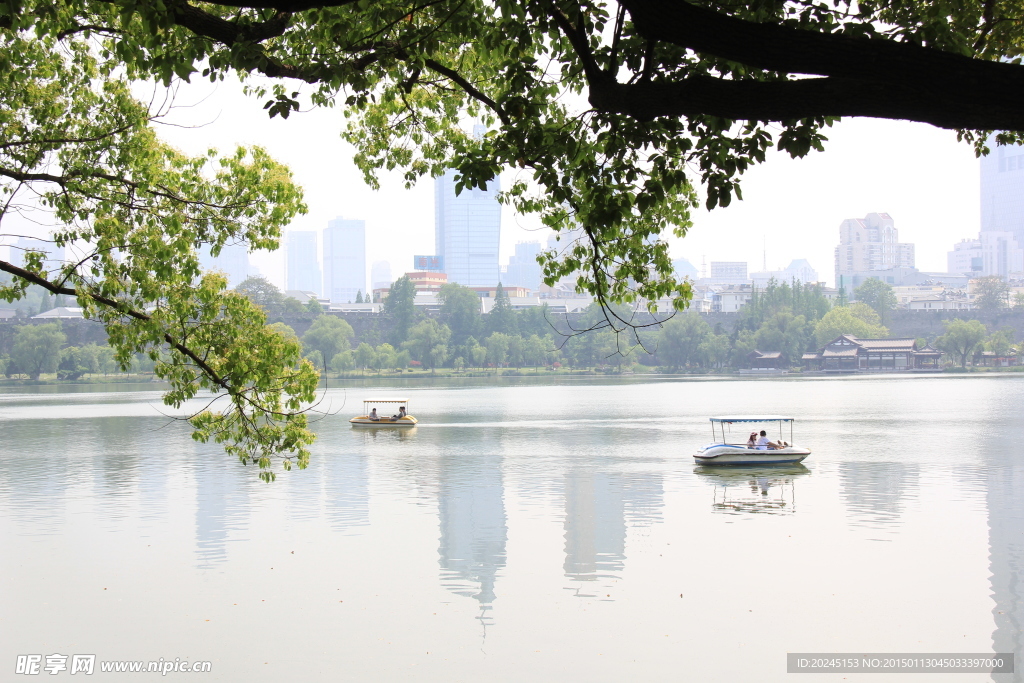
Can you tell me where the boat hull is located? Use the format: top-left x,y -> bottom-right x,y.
693,445 -> 810,465
349,416 -> 419,427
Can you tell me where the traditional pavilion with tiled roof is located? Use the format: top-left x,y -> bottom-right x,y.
802,334 -> 941,372
747,350 -> 783,369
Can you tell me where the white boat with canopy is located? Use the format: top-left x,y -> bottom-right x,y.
693,416 -> 810,465
349,398 -> 418,427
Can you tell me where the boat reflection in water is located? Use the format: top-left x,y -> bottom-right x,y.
695,465 -> 811,515
357,426 -> 419,442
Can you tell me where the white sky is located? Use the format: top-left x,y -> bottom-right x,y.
6,76 -> 984,289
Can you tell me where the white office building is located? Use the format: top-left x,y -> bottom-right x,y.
286,231 -> 321,296
948,232 -> 1024,278
834,212 -> 916,294
323,216 -> 366,303
708,261 -> 748,284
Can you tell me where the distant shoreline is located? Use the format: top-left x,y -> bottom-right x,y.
3,365 -> 1021,388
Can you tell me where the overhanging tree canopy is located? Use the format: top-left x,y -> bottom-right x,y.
10,0 -> 1024,313
0,33 -> 318,481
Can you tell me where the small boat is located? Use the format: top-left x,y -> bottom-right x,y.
349,397 -> 419,427
693,416 -> 811,465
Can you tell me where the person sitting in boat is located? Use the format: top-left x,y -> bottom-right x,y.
369,408 -> 380,421
392,406 -> 407,420
756,430 -> 788,450
746,432 -> 758,448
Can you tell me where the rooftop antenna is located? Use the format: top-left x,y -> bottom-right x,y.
701,255 -> 707,279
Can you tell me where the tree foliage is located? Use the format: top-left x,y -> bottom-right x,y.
741,280 -> 831,330
11,323 -> 65,379
302,315 -> 354,369
754,310 -> 810,364
438,282 -> 481,343
657,314 -> 711,369
987,329 -> 1015,358
236,276 -> 306,318
486,283 -> 518,336
972,275 -> 1010,311
0,34 -> 316,481
937,318 -> 988,368
403,318 -> 451,370
854,277 -> 897,323
813,304 -> 889,346
384,275 -> 418,345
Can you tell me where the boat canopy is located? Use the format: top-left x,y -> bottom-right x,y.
709,416 -> 794,423
362,397 -> 410,403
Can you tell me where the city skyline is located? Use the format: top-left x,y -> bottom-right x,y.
4,79 -> 1012,291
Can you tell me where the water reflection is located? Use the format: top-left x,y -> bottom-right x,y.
323,451 -> 370,532
194,455 -> 250,569
695,465 -> 809,515
1,377 -> 1022,682
437,453 -> 507,620
564,470 -> 625,580
354,426 -> 419,442
988,463 -> 1024,683
563,470 -> 663,582
840,462 -> 920,529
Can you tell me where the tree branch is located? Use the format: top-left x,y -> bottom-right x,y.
422,58 -> 510,125
169,2 -> 294,45
588,73 -> 1024,130
620,0 -> 1009,83
0,259 -> 231,390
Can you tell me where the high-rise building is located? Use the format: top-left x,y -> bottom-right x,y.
980,136 -> 1024,248
502,241 -> 543,292
434,168 -> 501,286
322,216 -> 366,303
948,232 -> 1024,278
285,231 -> 321,296
199,243 -> 250,288
709,261 -> 748,284
834,212 -> 915,293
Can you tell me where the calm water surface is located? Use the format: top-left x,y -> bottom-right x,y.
1,374 -> 1021,682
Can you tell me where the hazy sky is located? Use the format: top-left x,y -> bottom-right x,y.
7,75 -> 985,289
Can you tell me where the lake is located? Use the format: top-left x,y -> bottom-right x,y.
0,374 -> 1021,681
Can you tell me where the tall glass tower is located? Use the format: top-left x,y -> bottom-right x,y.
322,216 -> 366,303
434,168 -> 501,286
980,135 -> 1024,248
285,231 -> 321,295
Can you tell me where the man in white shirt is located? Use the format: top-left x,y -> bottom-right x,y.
755,430 -> 788,449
